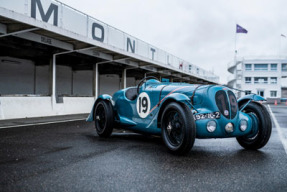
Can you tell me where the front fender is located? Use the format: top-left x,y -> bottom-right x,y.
86,94 -> 113,122
237,94 -> 265,110
156,93 -> 191,128
159,93 -> 192,113
162,93 -> 191,105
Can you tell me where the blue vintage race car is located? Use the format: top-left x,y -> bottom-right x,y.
87,76 -> 272,155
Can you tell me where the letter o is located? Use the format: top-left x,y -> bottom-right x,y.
92,23 -> 104,42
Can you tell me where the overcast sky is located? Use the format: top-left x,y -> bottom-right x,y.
60,0 -> 287,84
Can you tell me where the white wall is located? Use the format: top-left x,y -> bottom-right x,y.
0,96 -> 94,120
62,97 -> 94,114
0,97 -> 53,119
282,77 -> 287,87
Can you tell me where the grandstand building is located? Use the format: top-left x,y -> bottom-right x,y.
0,0 -> 218,120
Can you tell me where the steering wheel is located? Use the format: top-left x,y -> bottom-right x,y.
137,76 -> 159,94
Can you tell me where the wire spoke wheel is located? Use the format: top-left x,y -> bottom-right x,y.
165,111 -> 184,146
161,102 -> 196,155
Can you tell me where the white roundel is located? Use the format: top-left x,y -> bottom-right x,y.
136,92 -> 151,118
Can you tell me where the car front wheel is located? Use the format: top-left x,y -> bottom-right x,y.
236,101 -> 272,150
161,102 -> 196,155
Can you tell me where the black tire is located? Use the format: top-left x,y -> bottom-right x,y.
94,100 -> 114,138
161,102 -> 196,155
236,101 -> 272,150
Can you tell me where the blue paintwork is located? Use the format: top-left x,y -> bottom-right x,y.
237,94 -> 265,111
87,80 -> 263,138
238,94 -> 266,102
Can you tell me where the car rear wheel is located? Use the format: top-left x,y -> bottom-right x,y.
236,101 -> 272,150
94,100 -> 114,138
161,102 -> 196,155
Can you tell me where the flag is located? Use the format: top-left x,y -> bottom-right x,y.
236,24 -> 248,33
281,34 -> 286,38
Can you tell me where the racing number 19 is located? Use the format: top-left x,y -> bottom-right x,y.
137,92 -> 150,118
138,96 -> 148,113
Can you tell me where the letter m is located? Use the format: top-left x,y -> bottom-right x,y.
31,0 -> 58,26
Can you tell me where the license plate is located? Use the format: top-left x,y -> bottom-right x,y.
193,111 -> 220,121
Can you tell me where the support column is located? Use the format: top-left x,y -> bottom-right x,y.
123,67 -> 138,88
51,55 -> 56,108
92,64 -> 96,98
122,68 -> 127,89
94,58 -> 131,98
95,63 -> 99,98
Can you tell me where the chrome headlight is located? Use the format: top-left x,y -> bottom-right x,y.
240,120 -> 248,132
207,120 -> 216,132
225,122 -> 234,133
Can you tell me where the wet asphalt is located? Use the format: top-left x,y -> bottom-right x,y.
0,104 -> 287,192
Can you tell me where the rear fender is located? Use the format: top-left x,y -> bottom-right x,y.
237,94 -> 265,111
86,94 -> 113,122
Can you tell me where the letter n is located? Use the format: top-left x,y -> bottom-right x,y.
127,38 -> 135,53
31,0 -> 58,26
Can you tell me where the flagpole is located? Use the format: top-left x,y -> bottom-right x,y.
235,27 -> 237,57
234,24 -> 238,96
233,24 -> 247,96
234,26 -> 237,60
280,34 -> 286,59
279,34 -> 282,59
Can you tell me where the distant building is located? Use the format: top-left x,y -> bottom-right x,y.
227,57 -> 287,100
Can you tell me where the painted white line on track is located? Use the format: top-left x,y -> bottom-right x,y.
0,118 -> 86,129
267,104 -> 287,155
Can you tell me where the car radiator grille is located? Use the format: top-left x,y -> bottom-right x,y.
215,90 -> 238,119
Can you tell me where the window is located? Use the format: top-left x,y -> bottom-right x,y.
282,63 -> 287,71
271,64 -> 277,71
254,77 -> 268,84
245,64 -> 252,71
257,90 -> 264,97
189,65 -> 192,72
245,90 -> 251,95
270,77 -> 277,84
245,77 -> 251,84
254,64 -> 268,71
270,91 -> 277,97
